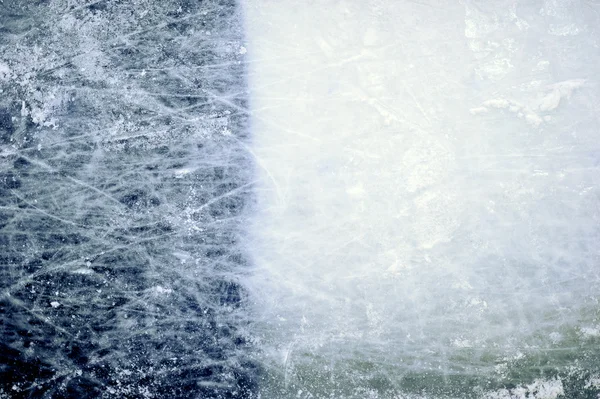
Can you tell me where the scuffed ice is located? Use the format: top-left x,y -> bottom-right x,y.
243,0 -> 600,398
3,0 -> 600,398
1,1 -> 257,398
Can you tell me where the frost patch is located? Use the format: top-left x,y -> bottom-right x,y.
473,79 -> 585,128
452,338 -> 472,348
548,23 -> 582,36
579,326 -> 600,338
469,106 -> 489,115
483,378 -> 564,399
585,375 -> 600,389
0,63 -> 11,82
72,268 -> 95,275
150,286 -> 173,295
538,79 -> 585,111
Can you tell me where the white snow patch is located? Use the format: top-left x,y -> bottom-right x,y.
483,378 -> 564,399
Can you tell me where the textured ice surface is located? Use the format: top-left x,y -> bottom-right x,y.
0,1 -> 257,398
243,1 -> 600,398
3,0 -> 600,398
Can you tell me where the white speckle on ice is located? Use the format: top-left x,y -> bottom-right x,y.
345,182 -> 365,197
579,326 -> 600,338
72,268 -> 95,275
151,286 -> 173,295
453,339 -> 472,348
483,378 -> 564,399
483,98 -> 510,109
539,79 -> 585,111
548,23 -> 581,36
173,168 -> 194,178
504,352 -> 525,362
585,375 -> 600,389
50,301 -> 60,308
524,112 -> 543,127
539,90 -> 563,111
549,332 -> 562,343
453,279 -> 473,290
469,106 -> 488,115
20,101 -> 29,117
468,297 -> 488,309
536,60 -> 550,70
0,62 -> 11,81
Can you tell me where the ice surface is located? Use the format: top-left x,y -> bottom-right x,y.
243,0 -> 600,398
3,0 -> 600,398
1,1 -> 257,397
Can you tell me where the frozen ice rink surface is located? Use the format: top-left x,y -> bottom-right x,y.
2,0 -> 600,398
244,1 -> 600,397
1,1 -> 257,397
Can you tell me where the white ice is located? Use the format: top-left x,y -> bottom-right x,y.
243,0 -> 600,397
